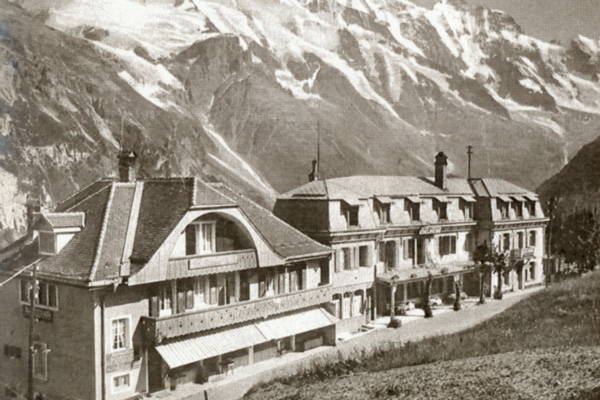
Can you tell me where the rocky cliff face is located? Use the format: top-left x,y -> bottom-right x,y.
1,0 -> 600,245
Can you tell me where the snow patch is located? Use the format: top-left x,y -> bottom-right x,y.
519,78 -> 542,93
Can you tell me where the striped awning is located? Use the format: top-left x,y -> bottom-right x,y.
459,195 -> 476,202
156,324 -> 267,369
256,308 -> 338,340
405,195 -> 420,203
375,196 -> 392,204
497,195 -> 512,202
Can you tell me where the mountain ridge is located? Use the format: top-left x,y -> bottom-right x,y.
1,0 -> 600,244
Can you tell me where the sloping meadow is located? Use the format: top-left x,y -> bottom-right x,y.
246,271 -> 600,399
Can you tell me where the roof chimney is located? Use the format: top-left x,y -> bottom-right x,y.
434,151 -> 448,190
118,150 -> 137,182
308,159 -> 319,182
26,196 -> 41,239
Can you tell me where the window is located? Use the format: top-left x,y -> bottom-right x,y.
112,373 -> 130,393
4,345 -> 21,360
529,231 -> 537,247
461,200 -> 474,220
159,284 -> 172,315
403,238 -> 415,260
503,234 -> 511,251
319,260 -> 330,286
38,232 -> 57,255
528,201 -> 537,217
377,203 -> 390,224
111,318 -> 129,352
277,270 -> 286,294
497,200 -> 509,219
517,232 -> 524,249
20,279 -> 59,310
33,342 -> 48,381
185,221 -> 216,255
434,200 -> 448,221
343,248 -> 352,270
359,246 -> 370,267
513,202 -> 523,218
464,233 -> 474,252
239,271 -> 250,301
438,236 -> 456,256
405,201 -> 420,222
346,206 -> 359,227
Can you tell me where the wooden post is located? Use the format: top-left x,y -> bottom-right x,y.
390,285 -> 396,318
28,264 -> 38,400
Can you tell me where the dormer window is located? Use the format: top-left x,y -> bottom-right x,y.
375,197 -> 391,225
433,197 -> 449,221
347,207 -> 359,227
460,196 -> 476,220
39,232 -> 57,255
341,200 -> 360,228
33,212 -> 85,255
511,198 -> 523,218
497,198 -> 510,219
405,197 -> 420,222
185,221 -> 216,256
527,200 -> 537,217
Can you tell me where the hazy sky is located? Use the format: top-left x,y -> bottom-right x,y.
412,0 -> 600,44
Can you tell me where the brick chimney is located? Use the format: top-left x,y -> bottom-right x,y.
434,151 -> 448,190
118,150 -> 137,182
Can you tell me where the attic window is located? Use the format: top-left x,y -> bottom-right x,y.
38,232 -> 57,255
346,206 -> 359,227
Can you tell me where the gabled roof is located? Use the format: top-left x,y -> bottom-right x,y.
1,177 -> 329,285
281,176 -> 475,200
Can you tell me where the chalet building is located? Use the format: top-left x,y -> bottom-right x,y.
274,153 -> 549,332
0,152 -> 335,400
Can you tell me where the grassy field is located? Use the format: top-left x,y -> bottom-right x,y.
245,271 -> 600,400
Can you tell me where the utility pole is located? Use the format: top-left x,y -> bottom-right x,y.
28,263 -> 38,400
467,145 -> 473,179
316,121 -> 321,180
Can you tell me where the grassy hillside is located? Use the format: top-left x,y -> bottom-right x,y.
246,272 -> 600,400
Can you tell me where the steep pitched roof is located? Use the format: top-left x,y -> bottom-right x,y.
211,184 -> 331,259
2,177 -> 329,285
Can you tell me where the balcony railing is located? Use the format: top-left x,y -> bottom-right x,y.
165,249 -> 257,280
141,285 -> 333,344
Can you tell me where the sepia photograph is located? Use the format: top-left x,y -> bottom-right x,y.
0,0 -> 599,399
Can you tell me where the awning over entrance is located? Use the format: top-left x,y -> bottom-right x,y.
156,325 -> 267,369
459,195 -> 476,202
155,308 -> 338,369
256,308 -> 338,340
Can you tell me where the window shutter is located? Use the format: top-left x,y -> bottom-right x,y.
335,250 -> 342,272
353,247 -> 359,270
185,225 -> 196,255
366,245 -> 372,267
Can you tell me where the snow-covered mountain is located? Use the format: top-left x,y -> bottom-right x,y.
2,0 -> 600,244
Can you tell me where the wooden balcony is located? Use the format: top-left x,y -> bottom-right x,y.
165,249 -> 257,280
141,285 -> 333,344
